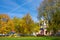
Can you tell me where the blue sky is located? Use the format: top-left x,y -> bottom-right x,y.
0,0 -> 43,22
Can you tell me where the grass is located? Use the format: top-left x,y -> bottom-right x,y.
0,36 -> 60,40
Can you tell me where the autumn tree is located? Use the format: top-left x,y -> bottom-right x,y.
13,13 -> 40,35
22,13 -> 36,34
12,17 -> 26,34
33,22 -> 40,33
0,14 -> 14,34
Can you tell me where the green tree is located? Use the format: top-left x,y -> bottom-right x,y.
38,0 -> 60,34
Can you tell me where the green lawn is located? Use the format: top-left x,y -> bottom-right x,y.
0,37 -> 60,40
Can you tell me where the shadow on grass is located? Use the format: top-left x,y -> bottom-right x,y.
51,37 -> 60,40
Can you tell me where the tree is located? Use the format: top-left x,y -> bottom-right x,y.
0,14 -> 14,34
13,17 -> 22,33
38,0 -> 60,34
13,14 -> 38,34
48,9 -> 60,34
13,16 -> 28,34
22,13 -> 35,34
33,23 -> 40,33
